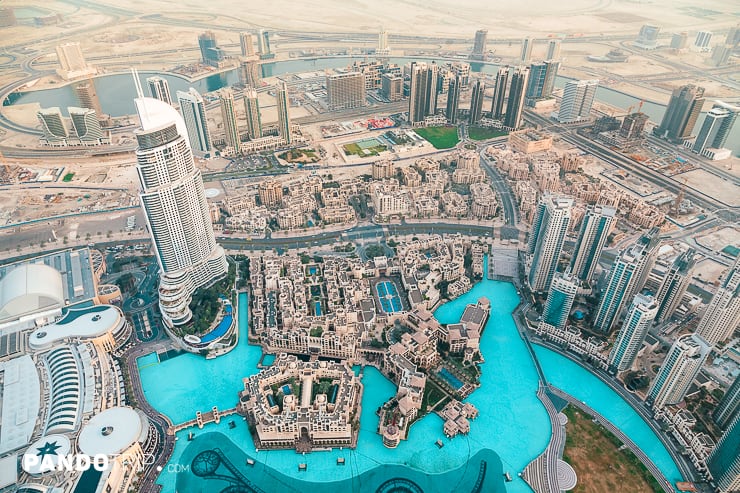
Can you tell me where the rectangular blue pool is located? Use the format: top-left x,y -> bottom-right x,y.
438,367 -> 464,390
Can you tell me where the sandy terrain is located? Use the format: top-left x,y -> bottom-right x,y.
694,257 -> 732,285
678,168 -> 740,207
695,226 -> 740,252
53,0 -> 737,37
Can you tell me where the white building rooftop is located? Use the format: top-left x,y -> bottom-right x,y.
0,454 -> 18,489
0,355 -> 41,455
78,407 -> 146,457
29,305 -> 122,350
21,434 -> 71,476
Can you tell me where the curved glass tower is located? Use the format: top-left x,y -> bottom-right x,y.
134,95 -> 228,328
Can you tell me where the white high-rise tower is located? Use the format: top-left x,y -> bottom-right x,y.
570,204 -> 616,282
377,28 -> 390,57
276,81 -> 292,144
177,88 -> 212,156
608,293 -> 658,373
147,76 -> 172,106
133,77 -> 227,329
647,333 -> 710,409
558,79 -> 599,123
527,194 -> 572,292
696,257 -> 740,346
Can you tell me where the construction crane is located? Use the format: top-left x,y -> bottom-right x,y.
672,178 -> 687,216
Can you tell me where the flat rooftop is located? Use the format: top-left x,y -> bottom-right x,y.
0,355 -> 41,455
0,248 -> 97,309
460,305 -> 487,326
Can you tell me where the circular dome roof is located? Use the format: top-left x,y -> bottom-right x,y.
0,264 -> 64,322
78,407 -> 145,456
22,434 -> 71,475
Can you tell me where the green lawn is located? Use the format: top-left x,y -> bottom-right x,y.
414,126 -> 460,149
62,172 -> 75,182
468,126 -> 508,141
343,142 -> 387,157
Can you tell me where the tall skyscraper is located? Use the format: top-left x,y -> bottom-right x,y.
275,81 -> 292,144
570,204 -> 616,282
503,66 -> 529,130
37,108 -> 69,145
670,32 -> 689,51
177,88 -> 212,156
243,88 -> 262,140
469,79 -> 485,124
381,74 -> 403,102
73,79 -> 104,122
619,112 -> 649,140
634,24 -> 660,50
218,89 -> 240,152
408,62 -> 439,125
654,249 -> 696,323
133,89 -> 228,329
546,39 -> 561,60
449,62 -> 471,87
558,79 -> 598,123
654,85 -> 705,143
727,24 -> 740,48
471,29 -> 488,60
377,28 -> 390,57
525,60 -> 559,105
147,76 -> 172,106
240,59 -> 262,88
258,29 -> 272,58
647,333 -> 710,409
541,271 -> 579,330
69,107 -> 104,145
608,293 -> 658,373
696,257 -> 740,346
326,72 -> 366,110
240,32 -> 255,57
527,195 -> 572,292
707,412 -> 740,493
694,31 -> 713,50
593,228 -> 660,333
710,44 -> 733,68
490,66 -> 509,120
446,76 -> 461,124
55,42 -> 96,80
714,376 -> 740,430
198,31 -> 225,66
693,102 -> 738,155
520,37 -> 534,63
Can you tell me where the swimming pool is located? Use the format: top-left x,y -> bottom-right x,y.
437,367 -> 464,390
198,300 -> 233,344
376,281 -> 403,313
139,259 -> 684,492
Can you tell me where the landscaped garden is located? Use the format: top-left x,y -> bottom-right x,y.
414,126 -> 460,149
343,138 -> 388,157
562,405 -> 663,493
278,148 -> 320,164
468,126 -> 508,141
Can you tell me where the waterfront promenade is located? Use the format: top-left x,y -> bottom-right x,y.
510,298 -> 691,493
548,386 -> 674,493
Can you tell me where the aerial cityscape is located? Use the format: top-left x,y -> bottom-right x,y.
0,0 -> 739,492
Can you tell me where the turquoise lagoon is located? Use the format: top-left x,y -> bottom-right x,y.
138,276 -> 683,492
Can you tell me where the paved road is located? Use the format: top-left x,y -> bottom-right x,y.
532,337 -> 699,484
525,111 -> 737,217
478,145 -> 520,228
